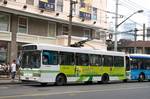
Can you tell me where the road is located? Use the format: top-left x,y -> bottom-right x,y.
0,81 -> 150,99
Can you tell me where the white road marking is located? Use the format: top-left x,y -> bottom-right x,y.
0,85 -> 150,99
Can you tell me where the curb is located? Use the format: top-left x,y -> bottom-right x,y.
0,79 -> 22,85
0,82 -> 22,85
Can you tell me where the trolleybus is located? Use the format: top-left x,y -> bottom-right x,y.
20,44 -> 126,85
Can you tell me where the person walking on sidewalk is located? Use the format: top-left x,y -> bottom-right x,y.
11,60 -> 16,81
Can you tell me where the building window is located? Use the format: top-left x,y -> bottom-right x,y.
79,0 -> 92,20
62,25 -> 69,35
95,31 -> 100,39
92,7 -> 97,20
48,22 -> 56,37
128,48 -> 134,54
26,0 -> 34,5
18,17 -> 27,33
72,3 -> 76,15
84,29 -> 91,39
0,12 -> 10,32
100,31 -> 106,41
39,0 -> 55,11
56,0 -> 63,12
0,42 -> 7,64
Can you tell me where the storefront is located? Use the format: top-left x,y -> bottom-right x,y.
0,41 -> 8,64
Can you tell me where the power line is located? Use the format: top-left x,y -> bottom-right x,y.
111,0 -> 144,27
121,0 -> 150,15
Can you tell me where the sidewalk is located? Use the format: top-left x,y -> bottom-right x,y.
0,75 -> 21,85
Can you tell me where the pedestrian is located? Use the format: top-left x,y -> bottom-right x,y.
6,63 -> 11,78
11,60 -> 16,81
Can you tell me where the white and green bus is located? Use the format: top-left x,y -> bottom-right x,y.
20,44 -> 126,85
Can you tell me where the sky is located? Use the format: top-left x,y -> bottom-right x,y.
107,0 -> 150,26
107,0 -> 150,40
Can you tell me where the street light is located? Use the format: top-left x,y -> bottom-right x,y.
114,9 -> 144,51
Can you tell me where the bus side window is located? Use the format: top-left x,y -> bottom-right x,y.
42,50 -> 58,65
59,52 -> 75,65
42,55 -> 49,65
90,54 -> 102,66
103,55 -> 113,67
76,53 -> 89,66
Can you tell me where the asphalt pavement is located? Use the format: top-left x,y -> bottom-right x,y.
0,81 -> 150,99
0,75 -> 21,85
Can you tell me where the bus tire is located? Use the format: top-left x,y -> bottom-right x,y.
101,74 -> 109,84
55,74 -> 67,86
85,81 -> 93,85
138,73 -> 145,82
123,79 -> 128,83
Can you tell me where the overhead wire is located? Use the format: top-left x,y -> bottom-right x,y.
112,0 -> 144,27
121,0 -> 150,18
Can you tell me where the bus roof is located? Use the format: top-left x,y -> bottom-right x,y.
129,54 -> 150,59
22,43 -> 125,56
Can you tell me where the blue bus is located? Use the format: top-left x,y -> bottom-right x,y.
126,54 -> 150,81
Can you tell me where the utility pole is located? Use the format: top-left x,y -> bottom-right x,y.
68,0 -> 77,46
143,24 -> 145,41
114,0 -> 119,51
143,24 -> 145,53
114,0 -> 143,51
68,0 -> 73,46
134,28 -> 138,53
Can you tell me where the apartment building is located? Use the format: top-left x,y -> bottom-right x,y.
0,0 -> 108,63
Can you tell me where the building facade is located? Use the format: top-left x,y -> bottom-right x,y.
107,39 -> 150,54
0,0 -> 108,63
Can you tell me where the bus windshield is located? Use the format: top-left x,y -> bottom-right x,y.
21,51 -> 41,68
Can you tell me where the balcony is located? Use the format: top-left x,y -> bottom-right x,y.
0,31 -> 11,41
0,31 -> 107,50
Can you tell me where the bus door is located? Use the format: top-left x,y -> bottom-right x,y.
125,56 -> 131,79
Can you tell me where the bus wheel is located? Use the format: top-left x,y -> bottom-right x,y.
55,74 -> 67,86
101,74 -> 109,84
123,79 -> 128,83
138,73 -> 145,82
